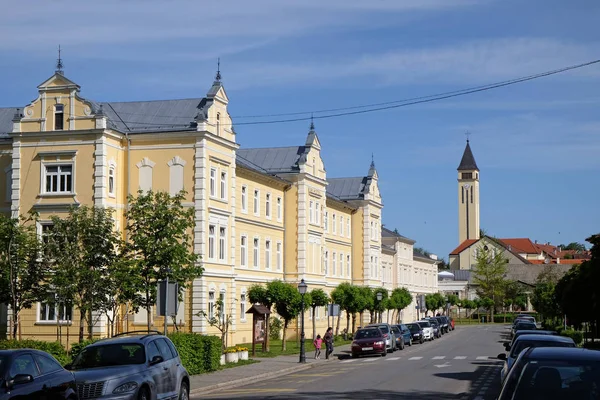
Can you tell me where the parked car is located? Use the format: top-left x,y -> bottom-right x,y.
415,321 -> 434,341
0,349 -> 78,400
513,316 -> 536,327
366,323 -> 396,353
437,316 -> 450,334
395,324 -> 413,348
497,334 -> 576,383
511,321 -> 538,339
504,330 -> 558,352
498,347 -> 600,400
351,327 -> 387,358
406,323 -> 425,344
390,325 -> 406,350
426,318 -> 442,338
67,331 -> 190,400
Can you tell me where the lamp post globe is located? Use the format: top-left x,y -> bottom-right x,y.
298,279 -> 308,363
377,292 -> 383,301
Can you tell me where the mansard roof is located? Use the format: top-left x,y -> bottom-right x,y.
237,146 -> 307,174
326,176 -> 367,200
381,226 -> 415,243
457,140 -> 479,171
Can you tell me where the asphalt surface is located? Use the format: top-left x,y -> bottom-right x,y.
192,324 -> 507,399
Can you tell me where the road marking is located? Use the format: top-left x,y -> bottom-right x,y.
432,356 -> 445,360
409,356 -> 423,360
363,358 -> 379,362
476,356 -> 490,360
289,373 -> 336,377
454,356 -> 467,360
434,362 -> 451,368
387,357 -> 400,361
340,359 -> 357,363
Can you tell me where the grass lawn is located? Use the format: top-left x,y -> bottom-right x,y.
219,359 -> 259,370
241,336 -> 351,358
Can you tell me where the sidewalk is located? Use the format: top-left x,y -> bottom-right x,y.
189,343 -> 352,395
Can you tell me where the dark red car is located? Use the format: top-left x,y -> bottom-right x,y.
351,327 -> 387,358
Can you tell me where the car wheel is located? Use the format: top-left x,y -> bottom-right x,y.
382,351 -> 387,357
400,340 -> 405,350
420,338 -> 424,344
352,353 -> 358,358
138,387 -> 150,400
408,340 -> 412,347
179,381 -> 189,400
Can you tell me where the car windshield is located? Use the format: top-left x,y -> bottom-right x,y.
355,329 -> 381,339
71,343 -> 146,369
429,320 -> 439,327
418,321 -> 431,328
373,325 -> 389,333
515,323 -> 537,331
512,359 -> 600,399
407,324 -> 420,332
391,326 -> 400,334
510,340 -> 575,358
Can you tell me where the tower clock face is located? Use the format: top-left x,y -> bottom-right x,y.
464,184 -> 471,190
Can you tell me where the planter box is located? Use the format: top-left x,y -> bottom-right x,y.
225,352 -> 239,363
238,350 -> 249,361
220,354 -> 226,366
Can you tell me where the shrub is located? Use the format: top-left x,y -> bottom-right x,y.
583,341 -> 600,350
0,339 -> 69,366
69,339 -> 99,359
168,332 -> 221,375
269,317 -> 282,340
561,329 -> 583,346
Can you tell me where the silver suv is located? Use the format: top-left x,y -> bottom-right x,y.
67,331 -> 190,400
366,323 -> 396,353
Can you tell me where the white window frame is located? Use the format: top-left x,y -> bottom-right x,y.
265,239 -> 271,270
347,255 -> 351,277
309,201 -> 314,224
253,237 -> 260,268
276,241 -> 282,271
253,189 -> 260,216
332,214 -> 337,234
210,168 -> 216,197
107,161 -> 116,198
370,256 -> 374,278
339,216 -> 344,236
240,292 -> 247,322
332,252 -> 337,276
240,235 -> 247,267
54,104 -> 64,131
208,225 -> 216,260
208,290 -> 215,319
241,186 -> 248,213
42,163 -> 74,195
37,298 -> 72,324
220,170 -> 227,200
315,202 -> 320,225
136,157 -> 154,193
168,156 -> 186,196
324,211 -> 328,232
219,226 -> 226,261
265,193 -> 271,219
339,253 -> 344,277
347,217 -> 351,238
324,250 -> 328,276
277,197 -> 282,221
219,290 -> 226,324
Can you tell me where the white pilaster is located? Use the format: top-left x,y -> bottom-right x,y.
297,180 -> 308,278
191,138 -> 208,333
10,140 -> 21,218
69,90 -> 75,130
93,136 -> 107,207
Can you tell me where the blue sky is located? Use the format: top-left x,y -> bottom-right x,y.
1,0 -> 599,258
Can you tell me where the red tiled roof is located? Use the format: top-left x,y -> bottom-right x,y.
449,239 -> 478,255
498,238 -> 539,254
534,243 -> 558,257
528,259 -> 583,265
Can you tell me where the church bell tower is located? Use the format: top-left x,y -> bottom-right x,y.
457,139 -> 480,244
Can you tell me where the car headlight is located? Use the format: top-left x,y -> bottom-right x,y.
375,341 -> 384,345
113,382 -> 138,394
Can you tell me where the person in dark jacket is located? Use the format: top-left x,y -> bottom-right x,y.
323,327 -> 334,359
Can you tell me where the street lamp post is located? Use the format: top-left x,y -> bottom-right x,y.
298,279 -> 308,363
376,292 -> 383,323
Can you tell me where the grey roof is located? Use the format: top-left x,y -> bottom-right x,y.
326,177 -> 366,200
381,227 -> 413,242
457,140 -> 479,171
237,147 -> 306,174
439,269 -> 473,282
413,249 -> 431,260
382,244 -> 396,253
0,107 -> 16,138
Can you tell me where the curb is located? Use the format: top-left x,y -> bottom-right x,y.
189,362 -> 318,395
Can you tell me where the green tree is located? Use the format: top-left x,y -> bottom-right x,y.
359,287 -> 374,325
247,284 -> 274,351
124,190 -> 202,331
445,294 -> 459,315
531,282 -> 558,321
414,247 -> 430,257
198,299 -> 232,352
559,242 -> 586,252
308,288 -> 329,340
345,285 -> 368,333
425,293 -> 445,317
266,280 -> 303,351
0,213 -> 49,339
472,244 -> 508,321
331,283 -> 350,334
46,206 -> 122,341
388,287 -> 412,323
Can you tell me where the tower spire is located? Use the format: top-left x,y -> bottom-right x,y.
56,45 -> 64,75
215,58 -> 222,82
309,113 -> 315,131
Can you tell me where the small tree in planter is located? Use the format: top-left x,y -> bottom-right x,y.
197,299 -> 231,353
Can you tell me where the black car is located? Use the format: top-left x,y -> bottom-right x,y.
504,329 -> 558,351
438,316 -> 450,333
406,323 -> 425,344
0,349 -> 77,400
498,347 -> 600,400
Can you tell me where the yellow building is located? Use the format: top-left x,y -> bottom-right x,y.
0,65 -> 439,345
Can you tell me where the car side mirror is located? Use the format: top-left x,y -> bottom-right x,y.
497,353 -> 507,361
150,355 -> 164,365
9,374 -> 34,387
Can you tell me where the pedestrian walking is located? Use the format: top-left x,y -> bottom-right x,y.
313,334 -> 323,359
324,327 -> 334,359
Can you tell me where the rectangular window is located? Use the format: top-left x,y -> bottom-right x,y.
54,104 -> 64,130
253,190 -> 259,215
219,292 -> 225,323
241,186 -> 247,212
210,168 -> 216,197
39,299 -> 72,322
375,257 -> 378,278
276,242 -> 282,270
370,256 -> 374,278
316,203 -> 320,225
266,194 -> 271,218
347,255 -> 351,277
324,212 -> 328,231
240,236 -> 247,267
220,171 -> 227,200
208,225 -> 216,260
108,167 -> 115,196
253,238 -> 259,268
339,253 -> 344,277
340,216 -> 344,236
44,165 -> 72,193
265,240 -> 271,269
219,227 -> 226,261
277,197 -> 282,221
208,291 -> 215,319
240,293 -> 246,321
332,252 -> 337,276
309,201 -> 314,224
332,214 -> 336,234
370,221 -> 374,239
347,218 -> 351,238
324,251 -> 328,275
462,172 -> 473,179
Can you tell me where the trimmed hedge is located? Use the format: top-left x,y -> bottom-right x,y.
0,339 -> 70,365
560,329 -> 584,346
168,332 -> 221,375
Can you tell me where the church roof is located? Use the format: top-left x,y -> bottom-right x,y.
457,140 -> 479,171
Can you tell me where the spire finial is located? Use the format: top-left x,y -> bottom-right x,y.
309,113 -> 315,131
215,58 -> 221,82
56,45 -> 64,75
465,131 -> 471,143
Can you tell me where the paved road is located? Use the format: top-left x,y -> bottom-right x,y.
192,324 -> 508,399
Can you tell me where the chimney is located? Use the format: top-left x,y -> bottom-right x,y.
557,258 -> 560,264
535,240 -> 537,244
